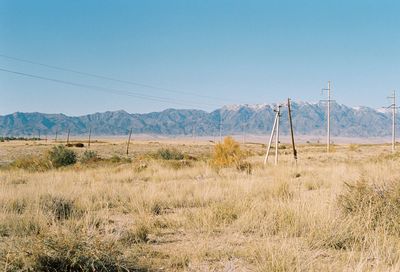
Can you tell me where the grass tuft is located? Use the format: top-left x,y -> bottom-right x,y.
40,195 -> 77,221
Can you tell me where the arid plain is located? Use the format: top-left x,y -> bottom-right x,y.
1,138 -> 400,271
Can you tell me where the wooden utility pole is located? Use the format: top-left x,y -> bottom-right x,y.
388,90 -> 397,153
38,130 -> 41,140
274,105 -> 281,165
88,128 -> 92,149
67,129 -> 71,145
126,128 -> 133,156
264,104 -> 281,165
264,111 -> 278,164
55,130 -> 58,142
242,124 -> 246,145
219,114 -> 223,142
287,98 -> 298,163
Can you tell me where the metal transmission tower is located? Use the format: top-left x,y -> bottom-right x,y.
387,90 -> 397,153
321,81 -> 334,153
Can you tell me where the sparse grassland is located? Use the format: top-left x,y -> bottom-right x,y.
1,138 -> 400,271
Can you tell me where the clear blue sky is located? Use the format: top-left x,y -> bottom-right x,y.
0,0 -> 399,115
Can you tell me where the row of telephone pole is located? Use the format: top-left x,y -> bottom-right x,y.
264,82 -> 398,166
321,82 -> 397,154
46,127 -> 134,155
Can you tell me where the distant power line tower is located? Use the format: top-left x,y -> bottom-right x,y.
321,81 -> 334,153
387,90 -> 397,153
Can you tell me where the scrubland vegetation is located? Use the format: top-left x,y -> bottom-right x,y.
1,137 -> 400,271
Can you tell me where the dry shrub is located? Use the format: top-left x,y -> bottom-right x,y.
212,202 -> 239,225
304,180 -> 322,191
108,155 -> 131,164
162,159 -> 193,170
9,178 -> 28,185
154,148 -> 184,160
23,232 -> 144,272
237,161 -> 253,174
338,179 -> 400,234
211,136 -> 249,171
170,254 -> 190,270
272,180 -> 294,200
80,150 -> 100,164
150,201 -> 168,215
2,198 -> 27,214
310,178 -> 400,252
40,195 -> 77,221
349,144 -> 359,152
329,145 -> 337,153
120,224 -> 150,244
10,145 -> 77,171
133,160 -> 148,172
253,242 -> 298,272
0,214 -> 43,237
308,217 -> 358,251
10,155 -> 51,172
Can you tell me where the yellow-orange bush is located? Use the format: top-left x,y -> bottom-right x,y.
211,136 -> 246,171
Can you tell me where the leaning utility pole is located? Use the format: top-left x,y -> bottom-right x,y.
287,98 -> 298,163
264,104 -> 281,165
264,101 -> 298,166
88,128 -> 92,149
274,105 -> 281,165
321,81 -> 333,153
388,90 -> 397,153
126,128 -> 133,156
66,129 -> 71,145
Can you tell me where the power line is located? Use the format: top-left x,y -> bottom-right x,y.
0,53 -> 236,103
0,67 -> 219,108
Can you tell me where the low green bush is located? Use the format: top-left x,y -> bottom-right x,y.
108,155 -> 131,164
155,148 -> 185,160
47,145 -> 77,168
80,150 -> 99,163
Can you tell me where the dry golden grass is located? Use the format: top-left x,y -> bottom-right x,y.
1,138 -> 400,271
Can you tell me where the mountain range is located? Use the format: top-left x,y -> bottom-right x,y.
0,101 -> 397,137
